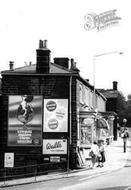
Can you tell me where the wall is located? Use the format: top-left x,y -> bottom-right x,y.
1,74 -> 71,174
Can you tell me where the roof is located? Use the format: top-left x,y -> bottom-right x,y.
1,62 -> 74,75
98,89 -> 118,98
1,62 -> 106,101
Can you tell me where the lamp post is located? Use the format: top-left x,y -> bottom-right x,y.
93,51 -> 123,110
93,51 -> 123,141
123,118 -> 127,130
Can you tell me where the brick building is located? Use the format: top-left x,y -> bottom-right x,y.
0,40 -> 113,179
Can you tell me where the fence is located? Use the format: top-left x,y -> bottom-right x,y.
0,161 -> 67,187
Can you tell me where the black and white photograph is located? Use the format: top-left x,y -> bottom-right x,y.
0,0 -> 131,189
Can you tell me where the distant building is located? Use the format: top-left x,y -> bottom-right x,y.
98,81 -> 119,140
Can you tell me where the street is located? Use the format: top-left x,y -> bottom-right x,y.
1,132 -> 131,190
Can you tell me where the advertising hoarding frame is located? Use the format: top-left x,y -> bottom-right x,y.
43,99 -> 68,133
8,95 -> 43,147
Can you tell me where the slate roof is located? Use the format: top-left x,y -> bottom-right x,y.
98,89 -> 118,98
1,61 -> 106,100
1,62 -> 74,75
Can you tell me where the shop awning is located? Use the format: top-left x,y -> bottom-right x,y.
98,118 -> 109,129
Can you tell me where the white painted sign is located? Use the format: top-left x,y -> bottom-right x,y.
83,118 -> 94,125
43,139 -> 67,154
44,99 -> 68,132
4,153 -> 14,168
50,156 -> 60,162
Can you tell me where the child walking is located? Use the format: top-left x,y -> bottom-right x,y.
89,141 -> 100,168
97,140 -> 106,167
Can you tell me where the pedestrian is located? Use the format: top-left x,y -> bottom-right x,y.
121,128 -> 129,153
89,141 -> 100,168
97,140 -> 106,167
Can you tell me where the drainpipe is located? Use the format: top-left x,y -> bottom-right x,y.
69,75 -> 72,145
67,75 -> 72,174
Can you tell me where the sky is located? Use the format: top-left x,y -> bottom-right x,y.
0,0 -> 130,99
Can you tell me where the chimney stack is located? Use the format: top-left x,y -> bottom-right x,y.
54,57 -> 69,68
70,58 -> 80,74
36,40 -> 51,73
9,61 -> 14,70
113,81 -> 118,90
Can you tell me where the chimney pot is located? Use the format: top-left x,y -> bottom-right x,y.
43,40 -> 47,48
86,79 -> 89,83
113,81 -> 118,90
70,58 -> 80,74
9,61 -> 14,70
39,40 -> 48,49
39,40 -> 43,49
70,58 -> 75,69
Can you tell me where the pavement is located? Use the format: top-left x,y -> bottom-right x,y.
0,137 -> 130,188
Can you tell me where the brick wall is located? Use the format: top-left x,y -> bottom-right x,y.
1,75 -> 72,171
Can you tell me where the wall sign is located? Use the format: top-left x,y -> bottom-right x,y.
43,139 -> 67,155
50,156 -> 60,162
44,99 -> 68,132
4,153 -> 14,168
8,95 -> 42,146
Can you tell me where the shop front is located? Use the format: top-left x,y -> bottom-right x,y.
76,111 -> 114,167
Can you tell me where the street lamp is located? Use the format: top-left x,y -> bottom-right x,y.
93,51 -> 124,110
123,118 -> 127,130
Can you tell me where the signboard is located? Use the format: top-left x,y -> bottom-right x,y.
83,118 -> 94,125
8,95 -> 42,146
80,117 -> 95,146
44,99 -> 68,132
50,156 -> 60,162
4,153 -> 14,168
43,139 -> 67,154
81,125 -> 92,145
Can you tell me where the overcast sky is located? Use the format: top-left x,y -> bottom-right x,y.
0,0 -> 130,98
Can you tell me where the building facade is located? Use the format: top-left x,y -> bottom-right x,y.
98,81 -> 119,140
0,40 -> 114,178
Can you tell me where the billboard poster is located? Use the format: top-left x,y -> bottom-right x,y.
43,139 -> 67,154
4,153 -> 14,168
8,95 -> 42,146
44,99 -> 68,132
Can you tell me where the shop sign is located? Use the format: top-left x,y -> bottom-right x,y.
83,118 -> 94,125
43,139 -> 67,155
44,99 -> 68,132
4,153 -> 14,168
8,96 -> 42,146
50,156 -> 60,162
43,157 -> 49,161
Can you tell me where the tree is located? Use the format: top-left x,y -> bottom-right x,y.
126,94 -> 131,127
117,91 -> 127,126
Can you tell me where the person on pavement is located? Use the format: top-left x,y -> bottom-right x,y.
89,141 -> 100,168
97,140 -> 106,167
121,128 -> 129,153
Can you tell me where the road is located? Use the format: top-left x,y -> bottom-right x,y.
1,133 -> 131,190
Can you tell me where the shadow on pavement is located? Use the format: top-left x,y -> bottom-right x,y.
96,186 -> 130,190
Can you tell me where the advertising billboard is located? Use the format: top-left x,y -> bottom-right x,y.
43,139 -> 67,154
44,99 -> 68,132
8,95 -> 42,146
